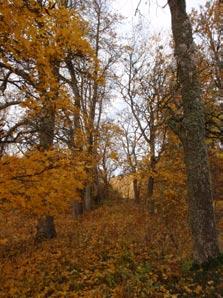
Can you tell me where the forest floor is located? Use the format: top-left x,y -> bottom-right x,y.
0,199 -> 223,297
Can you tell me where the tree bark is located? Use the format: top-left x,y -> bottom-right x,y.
133,178 -> 140,203
38,62 -> 58,151
84,184 -> 92,211
39,101 -> 55,150
147,142 -> 156,214
72,201 -> 84,218
168,0 -> 219,264
37,63 -> 59,238
35,215 -> 56,242
147,107 -> 156,213
147,176 -> 155,214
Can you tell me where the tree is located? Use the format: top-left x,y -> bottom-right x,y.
117,111 -> 145,203
191,1 -> 223,144
0,0 -> 93,240
97,121 -> 121,198
168,0 -> 219,264
59,0 -> 120,210
119,36 -> 169,210
0,0 -> 93,151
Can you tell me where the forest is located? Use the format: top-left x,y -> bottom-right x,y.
0,0 -> 223,297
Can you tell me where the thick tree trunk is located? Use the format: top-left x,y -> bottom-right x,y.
35,215 -> 56,242
182,137 -> 219,263
168,0 -> 219,264
38,62 -> 58,151
39,102 -> 55,150
37,64 -> 59,240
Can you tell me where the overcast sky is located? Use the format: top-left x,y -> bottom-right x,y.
113,0 -> 207,33
108,0 -> 207,117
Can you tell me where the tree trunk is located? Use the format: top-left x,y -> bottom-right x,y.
133,178 -> 140,203
72,201 -> 84,218
147,153 -> 156,214
39,102 -> 55,150
38,62 -> 58,151
35,215 -> 56,242
37,64 -> 59,240
147,176 -> 155,214
168,0 -> 219,264
84,184 -> 92,211
147,108 -> 156,214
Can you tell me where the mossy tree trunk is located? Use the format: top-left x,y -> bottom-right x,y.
168,0 -> 219,264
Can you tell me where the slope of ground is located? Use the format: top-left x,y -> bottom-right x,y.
0,199 -> 223,297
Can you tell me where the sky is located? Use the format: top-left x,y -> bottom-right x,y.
113,0 -> 207,33
108,0 -> 207,118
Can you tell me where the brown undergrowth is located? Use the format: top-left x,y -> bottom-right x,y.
0,199 -> 223,297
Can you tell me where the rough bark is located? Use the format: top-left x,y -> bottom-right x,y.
37,105 -> 56,235
38,61 -> 58,150
37,63 -> 59,238
35,215 -> 56,242
168,0 -> 219,264
39,101 -> 55,150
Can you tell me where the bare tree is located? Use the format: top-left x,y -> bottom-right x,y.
119,37 -> 169,211
117,111 -> 146,203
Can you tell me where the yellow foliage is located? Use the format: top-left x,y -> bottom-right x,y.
0,0 -> 96,125
0,149 -> 88,215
